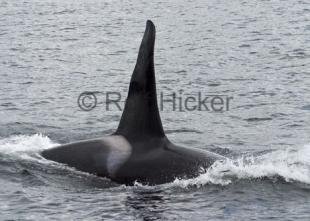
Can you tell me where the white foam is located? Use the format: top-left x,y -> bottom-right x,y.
0,134 -> 58,155
172,144 -> 310,187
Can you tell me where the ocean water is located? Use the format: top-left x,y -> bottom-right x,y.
1,0 -> 310,220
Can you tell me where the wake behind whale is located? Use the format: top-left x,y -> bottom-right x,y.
41,20 -> 225,185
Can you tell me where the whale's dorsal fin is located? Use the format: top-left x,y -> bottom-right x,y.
115,20 -> 165,140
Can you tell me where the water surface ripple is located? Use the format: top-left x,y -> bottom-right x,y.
0,0 -> 310,220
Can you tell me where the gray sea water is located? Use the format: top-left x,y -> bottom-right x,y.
1,0 -> 310,220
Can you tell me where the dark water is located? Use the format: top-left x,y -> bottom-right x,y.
1,0 -> 310,220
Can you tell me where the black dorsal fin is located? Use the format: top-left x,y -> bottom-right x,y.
115,20 -> 165,140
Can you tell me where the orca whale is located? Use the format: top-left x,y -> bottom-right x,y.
41,20 -> 225,185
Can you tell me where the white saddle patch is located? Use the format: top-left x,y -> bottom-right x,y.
104,135 -> 132,176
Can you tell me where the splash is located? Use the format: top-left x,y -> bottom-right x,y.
0,134 -> 58,155
173,144 -> 310,187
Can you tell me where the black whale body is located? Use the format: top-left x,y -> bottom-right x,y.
42,20 -> 225,185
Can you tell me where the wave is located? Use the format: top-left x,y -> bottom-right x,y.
0,134 -> 58,154
0,134 -> 59,164
0,134 -> 310,188
173,144 -> 310,187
